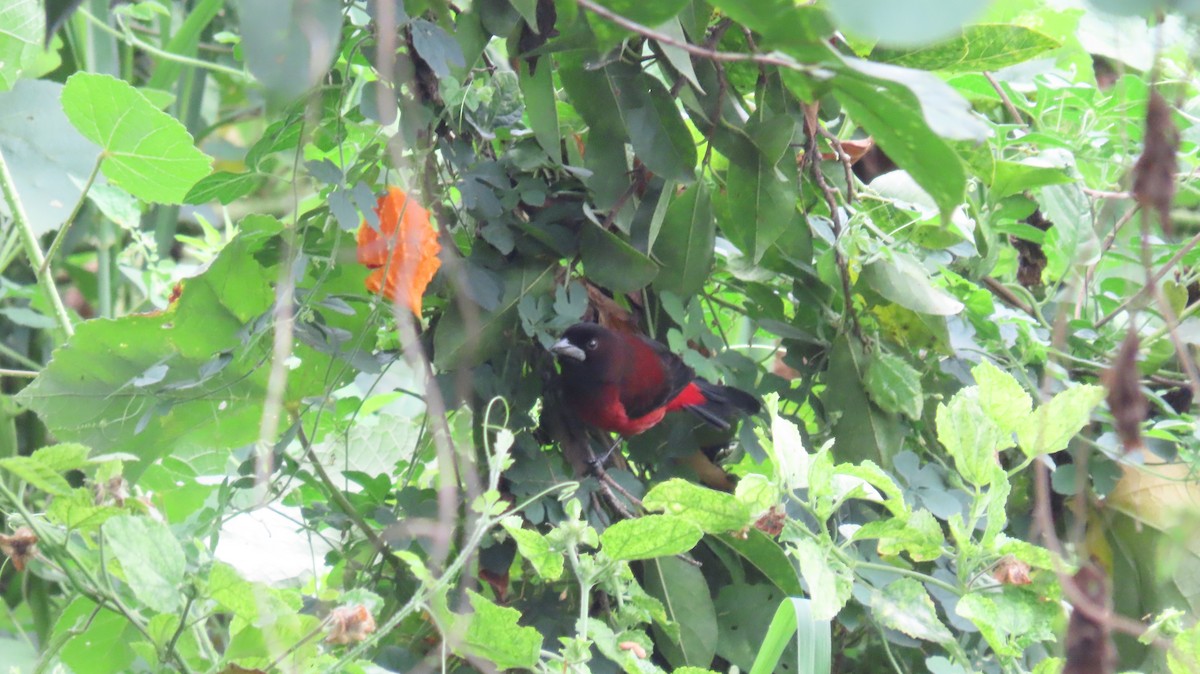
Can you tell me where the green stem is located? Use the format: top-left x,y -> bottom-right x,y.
39,154 -> 104,276
0,148 -> 75,337
0,341 -> 41,370
852,561 -> 962,596
78,8 -> 248,81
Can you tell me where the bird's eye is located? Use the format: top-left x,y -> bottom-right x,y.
586,338 -> 598,351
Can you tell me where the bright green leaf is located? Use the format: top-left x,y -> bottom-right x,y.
972,359 -> 1032,435
643,478 -> 753,534
871,578 -> 954,642
103,515 -> 186,614
1016,384 -> 1106,458
862,253 -> 965,316
864,351 -> 924,420
652,181 -> 716,297
60,73 -> 212,204
956,587 -> 1061,658
792,538 -> 852,621
872,24 -> 1060,72
501,518 -> 564,581
600,514 -> 704,560
936,389 -> 1007,486
460,590 -> 542,670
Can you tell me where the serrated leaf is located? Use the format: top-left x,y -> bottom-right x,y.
0,455 -> 71,495
793,538 -> 852,620
956,587 -> 1060,658
936,389 -> 1007,486
460,590 -> 542,670
103,515 -> 186,613
855,509 -> 944,561
600,514 -> 704,560
643,478 -> 752,534
972,359 -> 1032,435
47,488 -> 120,532
864,351 -> 924,420
501,518 -> 564,581
60,73 -> 211,204
1016,385 -> 1106,458
0,0 -> 48,91
871,578 -> 954,642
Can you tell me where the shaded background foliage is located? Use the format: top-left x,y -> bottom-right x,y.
2,0 -> 1200,673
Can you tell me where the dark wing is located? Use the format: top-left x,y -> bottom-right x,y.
618,333 -> 696,420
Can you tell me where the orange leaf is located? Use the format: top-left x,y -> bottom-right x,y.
356,187 -> 442,316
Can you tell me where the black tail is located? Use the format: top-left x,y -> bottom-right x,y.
685,380 -> 761,429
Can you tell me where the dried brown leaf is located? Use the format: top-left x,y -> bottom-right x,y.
0,527 -> 38,572
1103,326 -> 1147,452
1133,89 -> 1179,234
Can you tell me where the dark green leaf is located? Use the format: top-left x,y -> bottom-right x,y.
605,61 -> 697,183
433,264 -> 555,369
103,515 -> 186,614
240,0 -> 342,99
410,18 -> 466,79
823,336 -> 904,466
713,530 -> 804,596
652,182 -> 715,296
518,59 -> 560,161
645,557 -> 718,667
861,253 -> 964,316
580,225 -> 658,293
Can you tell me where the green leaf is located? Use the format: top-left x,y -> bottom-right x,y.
0,455 -> 70,495
518,58 -> 559,161
832,60 -> 972,216
988,160 -> 1074,200
870,578 -> 954,643
719,149 -> 801,263
714,530 -> 805,596
643,478 -> 753,534
861,253 -> 965,316
936,389 -> 1007,486
183,171 -> 264,205
60,73 -> 211,204
605,61 -> 697,183
972,359 -> 1032,435
501,518 -> 564,581
854,509 -> 944,562
460,590 -> 542,670
580,224 -> 659,293
1170,621 -> 1200,674
644,557 -> 717,667
652,181 -> 716,297
864,351 -> 924,420
835,462 -> 907,516
433,263 -> 554,369
0,0 -> 48,92
0,80 -> 102,236
55,598 -> 139,674
827,0 -> 991,48
240,0 -> 342,99
15,219 -> 305,476
749,597 -> 831,674
871,24 -> 1060,72
1015,384 -> 1106,458
588,0 -> 690,46
1039,184 -> 1100,279
824,337 -> 904,466
600,514 -> 704,560
956,587 -> 1061,658
47,488 -> 121,532
792,538 -> 852,621
103,515 -> 186,614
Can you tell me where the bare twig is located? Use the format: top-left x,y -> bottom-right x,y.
984,72 -> 1026,126
980,276 -> 1038,320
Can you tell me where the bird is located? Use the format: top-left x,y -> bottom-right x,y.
550,322 -> 760,463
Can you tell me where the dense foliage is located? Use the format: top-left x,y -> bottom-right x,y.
2,0 -> 1200,672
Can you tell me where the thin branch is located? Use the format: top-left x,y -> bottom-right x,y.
1095,223 -> 1200,328
576,0 -> 815,71
984,72 -> 1026,126
980,276 -> 1038,320
38,154 -> 105,276
0,147 -> 74,337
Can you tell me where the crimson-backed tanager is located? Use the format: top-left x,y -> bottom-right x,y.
550,323 -> 759,458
